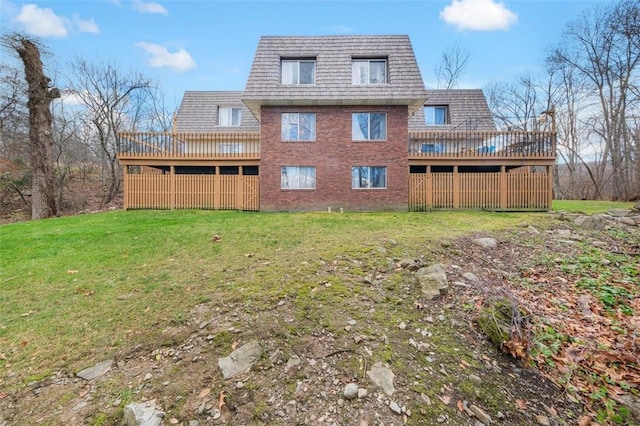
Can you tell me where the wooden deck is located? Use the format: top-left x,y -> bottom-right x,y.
117,130 -> 556,211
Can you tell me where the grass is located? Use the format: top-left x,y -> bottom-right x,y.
0,209 -> 549,384
552,199 -> 634,214
0,201 -> 635,423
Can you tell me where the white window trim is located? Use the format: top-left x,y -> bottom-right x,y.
424,106 -> 448,126
281,112 -> 316,142
352,166 -> 387,189
281,59 -> 316,85
219,107 -> 242,127
281,166 -> 316,190
352,112 -> 387,141
352,59 -> 387,85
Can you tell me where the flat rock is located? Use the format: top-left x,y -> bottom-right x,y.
367,362 -> 395,396
607,208 -> 631,217
472,238 -> 498,249
76,359 -> 113,381
123,401 -> 164,426
218,340 -> 263,379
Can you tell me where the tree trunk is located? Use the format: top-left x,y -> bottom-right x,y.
13,37 -> 60,219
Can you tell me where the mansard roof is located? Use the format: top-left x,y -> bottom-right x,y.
174,91 -> 259,132
243,35 -> 428,120
409,89 -> 496,131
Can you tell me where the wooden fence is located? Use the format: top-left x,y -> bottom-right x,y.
125,174 -> 259,211
409,171 -> 550,210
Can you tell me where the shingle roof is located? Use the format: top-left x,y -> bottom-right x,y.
243,35 -> 428,119
174,91 -> 260,132
409,89 -> 496,131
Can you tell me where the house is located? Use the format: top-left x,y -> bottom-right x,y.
117,35 -> 556,211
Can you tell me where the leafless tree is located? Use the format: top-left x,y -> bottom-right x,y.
485,74 -> 544,131
434,44 -> 470,89
549,0 -> 640,200
66,57 -> 153,204
1,33 -> 60,219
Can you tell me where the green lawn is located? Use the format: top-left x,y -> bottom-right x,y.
0,201 -> 631,385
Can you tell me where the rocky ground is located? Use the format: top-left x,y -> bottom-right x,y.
1,209 -> 639,426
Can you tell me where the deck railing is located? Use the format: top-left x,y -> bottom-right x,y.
408,130 -> 556,159
117,130 -> 555,161
117,132 -> 261,159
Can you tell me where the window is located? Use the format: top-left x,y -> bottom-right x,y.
281,113 -> 316,141
281,166 -> 316,189
219,107 -> 242,126
424,106 -> 448,125
352,113 -> 386,141
352,166 -> 387,189
281,59 -> 315,85
352,59 -> 387,84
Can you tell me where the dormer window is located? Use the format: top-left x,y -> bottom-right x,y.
424,106 -> 448,125
281,59 -> 316,85
352,59 -> 387,84
219,107 -> 242,126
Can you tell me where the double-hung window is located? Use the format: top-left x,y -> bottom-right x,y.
424,106 -> 448,125
352,166 -> 387,189
281,166 -> 316,189
219,107 -> 242,126
281,59 -> 316,85
281,113 -> 316,141
352,113 -> 386,141
352,59 -> 387,84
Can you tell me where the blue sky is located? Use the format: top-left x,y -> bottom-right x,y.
1,0 -> 607,109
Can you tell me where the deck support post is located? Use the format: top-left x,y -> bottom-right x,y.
452,166 -> 459,208
214,167 -> 221,209
123,166 -> 129,210
170,165 -> 175,210
546,165 -> 553,211
500,165 -> 507,210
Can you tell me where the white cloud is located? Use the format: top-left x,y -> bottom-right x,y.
59,90 -> 86,106
440,0 -> 518,31
14,4 -> 67,37
135,42 -> 196,72
73,14 -> 100,34
132,0 -> 168,15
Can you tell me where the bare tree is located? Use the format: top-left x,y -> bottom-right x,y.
66,57 -> 152,204
1,33 -> 60,219
549,0 -> 640,200
434,44 -> 470,89
485,74 -> 543,131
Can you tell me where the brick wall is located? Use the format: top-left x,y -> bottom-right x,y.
260,105 -> 409,211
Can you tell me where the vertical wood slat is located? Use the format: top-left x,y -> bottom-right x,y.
124,173 -> 259,211
408,170 -> 550,211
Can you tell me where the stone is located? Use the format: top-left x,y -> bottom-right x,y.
415,263 -> 448,300
344,383 -> 358,400
468,374 -> 482,386
472,238 -> 498,249
357,388 -> 368,399
77,359 -> 113,381
607,208 -> 631,217
617,216 -> 636,226
367,362 -> 395,396
389,401 -> 402,414
535,414 -> 550,425
285,355 -> 301,371
462,272 -> 480,283
469,404 -> 492,425
123,401 -> 164,426
218,340 -> 263,379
